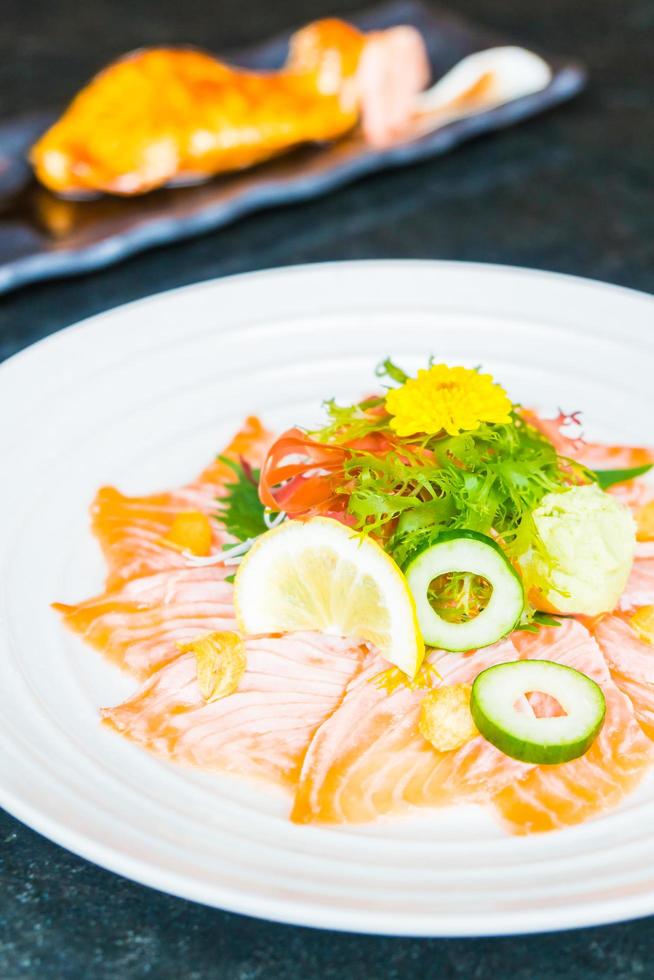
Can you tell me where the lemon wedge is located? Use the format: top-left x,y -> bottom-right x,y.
233,517 -> 424,677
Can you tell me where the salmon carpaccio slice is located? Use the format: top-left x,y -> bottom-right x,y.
54,567 -> 236,677
522,410 -> 654,607
290,638 -> 533,825
619,548 -> 654,610
525,409 -> 654,543
593,614 -> 654,740
102,632 -> 368,788
492,620 -> 654,834
92,416 -> 272,587
54,417 -> 271,677
523,410 -> 654,472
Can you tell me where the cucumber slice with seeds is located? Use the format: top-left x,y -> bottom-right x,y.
404,530 -> 524,651
471,660 -> 606,764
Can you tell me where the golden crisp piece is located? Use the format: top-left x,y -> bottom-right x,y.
637,500 -> 654,541
30,19 -> 429,197
179,631 -> 247,702
631,606 -> 654,645
419,683 -> 478,752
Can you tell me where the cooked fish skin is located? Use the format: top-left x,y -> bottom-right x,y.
30,19 -> 428,197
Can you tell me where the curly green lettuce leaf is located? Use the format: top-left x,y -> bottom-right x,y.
342,414 -> 566,559
312,396 -> 387,445
375,357 -> 409,385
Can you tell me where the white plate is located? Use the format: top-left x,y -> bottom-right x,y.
1,261 -> 654,937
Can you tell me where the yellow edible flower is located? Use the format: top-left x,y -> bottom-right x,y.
419,683 -> 478,752
180,631 -> 247,702
385,364 -> 512,437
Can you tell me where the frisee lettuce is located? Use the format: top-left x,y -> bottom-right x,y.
427,572 -> 493,625
313,396 -> 386,445
308,358 -> 569,551
516,611 -> 563,633
375,357 -> 409,385
333,412 -> 566,563
307,358 -> 574,630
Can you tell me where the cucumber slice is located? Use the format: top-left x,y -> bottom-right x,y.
404,530 -> 524,651
471,660 -> 606,764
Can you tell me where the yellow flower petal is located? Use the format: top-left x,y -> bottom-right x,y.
385,364 -> 512,437
374,661 -> 440,694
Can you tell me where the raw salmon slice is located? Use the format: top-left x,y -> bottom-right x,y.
90,486 -> 224,587
102,632 -> 368,788
594,614 -> 654,740
54,567 -> 236,677
609,480 -> 654,512
524,410 -> 654,471
492,620 -> 653,834
524,409 -> 654,534
290,638 -> 531,825
619,555 -> 654,610
92,416 -> 272,587
570,442 -> 654,470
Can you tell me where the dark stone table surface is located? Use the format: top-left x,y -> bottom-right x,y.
1,0 -> 653,975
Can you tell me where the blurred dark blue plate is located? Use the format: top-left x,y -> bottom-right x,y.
0,0 -> 585,294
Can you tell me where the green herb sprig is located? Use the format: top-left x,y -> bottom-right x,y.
215,457 -> 268,543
